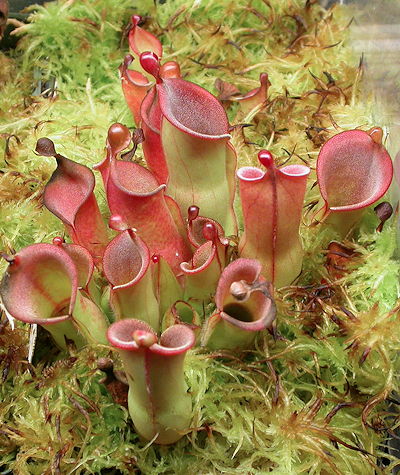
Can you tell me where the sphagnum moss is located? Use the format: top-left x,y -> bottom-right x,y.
0,0 -> 399,473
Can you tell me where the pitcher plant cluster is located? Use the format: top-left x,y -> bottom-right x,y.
0,16 -> 393,445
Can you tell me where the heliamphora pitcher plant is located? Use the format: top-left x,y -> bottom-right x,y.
0,19 -> 394,445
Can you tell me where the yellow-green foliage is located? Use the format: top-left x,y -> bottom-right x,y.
0,0 -> 400,473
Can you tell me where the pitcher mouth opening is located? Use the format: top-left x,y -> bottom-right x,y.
222,303 -> 254,323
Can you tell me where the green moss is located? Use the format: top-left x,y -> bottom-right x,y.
0,0 -> 399,473
17,0 -> 134,91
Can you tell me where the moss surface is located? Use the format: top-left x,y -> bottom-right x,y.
0,0 -> 399,473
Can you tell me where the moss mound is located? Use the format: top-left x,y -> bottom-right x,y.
0,0 -> 399,473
